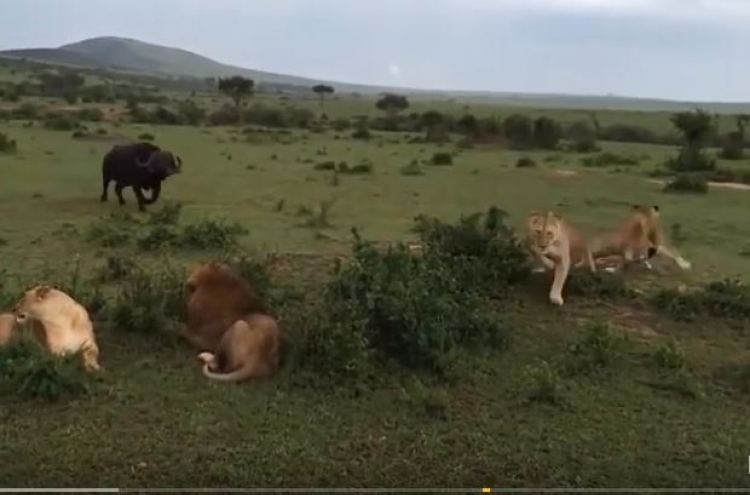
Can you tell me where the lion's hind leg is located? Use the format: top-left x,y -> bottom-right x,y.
656,244 -> 692,270
81,341 -> 101,372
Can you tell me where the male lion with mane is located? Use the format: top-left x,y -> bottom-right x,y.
12,285 -> 101,371
589,205 -> 691,272
526,210 -> 596,306
180,261 -> 280,383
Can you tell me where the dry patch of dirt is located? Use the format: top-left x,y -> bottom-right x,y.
550,169 -> 579,178
647,178 -> 750,191
610,303 -> 659,341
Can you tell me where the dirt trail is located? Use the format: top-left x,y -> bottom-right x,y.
647,178 -> 750,191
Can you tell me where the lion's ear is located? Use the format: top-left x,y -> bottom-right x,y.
34,285 -> 52,300
632,204 -> 640,210
548,211 -> 562,221
652,205 -> 660,213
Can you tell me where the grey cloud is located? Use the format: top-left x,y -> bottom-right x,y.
0,0 -> 747,100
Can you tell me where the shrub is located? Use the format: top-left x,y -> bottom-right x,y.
664,148 -> 716,173
300,200 -> 335,229
0,132 -> 17,153
400,161 -> 424,176
581,152 -> 639,168
338,160 -> 373,175
653,339 -> 686,370
570,138 -> 600,153
108,264 -> 185,335
95,255 -> 137,283
86,212 -> 139,248
565,323 -> 623,375
175,219 -> 247,250
515,157 -> 536,168
300,228 -> 506,377
136,225 -> 179,251
502,114 -> 533,150
563,270 -> 633,300
429,152 -> 453,166
331,117 -> 351,131
663,174 -> 708,194
314,160 -> 336,171
0,337 -> 89,402
522,360 -> 565,405
652,278 -> 750,322
43,115 -> 80,131
76,108 -> 104,122
351,127 -> 371,140
411,206 -> 530,292
147,202 -> 183,226
138,133 -> 155,141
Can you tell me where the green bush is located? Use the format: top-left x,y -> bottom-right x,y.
429,152 -> 453,166
176,220 -> 247,250
95,255 -> 137,283
337,160 -> 373,175
564,323 -> 624,375
522,360 -> 565,405
86,212 -> 139,248
663,174 -> 708,194
300,228 -> 506,377
147,202 -> 183,226
652,278 -> 750,322
0,337 -> 89,402
314,160 -> 336,171
515,157 -> 536,168
563,269 -> 633,300
42,115 -> 80,131
400,161 -> 424,176
653,339 -> 686,370
581,151 -> 639,168
108,264 -> 185,335
411,206 -> 530,292
0,132 -> 18,153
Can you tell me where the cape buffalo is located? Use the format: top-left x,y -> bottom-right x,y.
100,141 -> 182,211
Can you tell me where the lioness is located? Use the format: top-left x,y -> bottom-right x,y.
13,285 -> 101,371
0,313 -> 16,346
181,261 -> 280,383
526,211 -> 596,306
590,205 -> 691,272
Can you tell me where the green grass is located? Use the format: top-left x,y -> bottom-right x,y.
2,96 -> 750,488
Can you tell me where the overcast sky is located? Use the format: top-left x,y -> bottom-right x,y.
1,0 -> 748,101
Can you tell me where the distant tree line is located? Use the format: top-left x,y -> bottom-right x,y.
0,63 -> 747,155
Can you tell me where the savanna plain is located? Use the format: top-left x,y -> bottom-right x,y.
1,59 -> 750,489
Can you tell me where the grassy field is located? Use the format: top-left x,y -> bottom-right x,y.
2,88 -> 750,489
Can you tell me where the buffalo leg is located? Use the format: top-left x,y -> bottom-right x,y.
100,176 -> 111,202
133,186 -> 148,212
114,183 -> 126,206
145,182 -> 161,205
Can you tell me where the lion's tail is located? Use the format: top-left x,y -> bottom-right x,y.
201,362 -> 257,383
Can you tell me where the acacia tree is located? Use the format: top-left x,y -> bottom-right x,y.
532,116 -> 562,150
502,114 -> 534,150
312,84 -> 335,108
667,109 -> 716,172
719,113 -> 750,160
375,93 -> 409,117
217,76 -> 254,124
420,110 -> 446,142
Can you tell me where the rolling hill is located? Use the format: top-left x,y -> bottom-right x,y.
2,36 -> 750,112
0,36 -> 391,94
